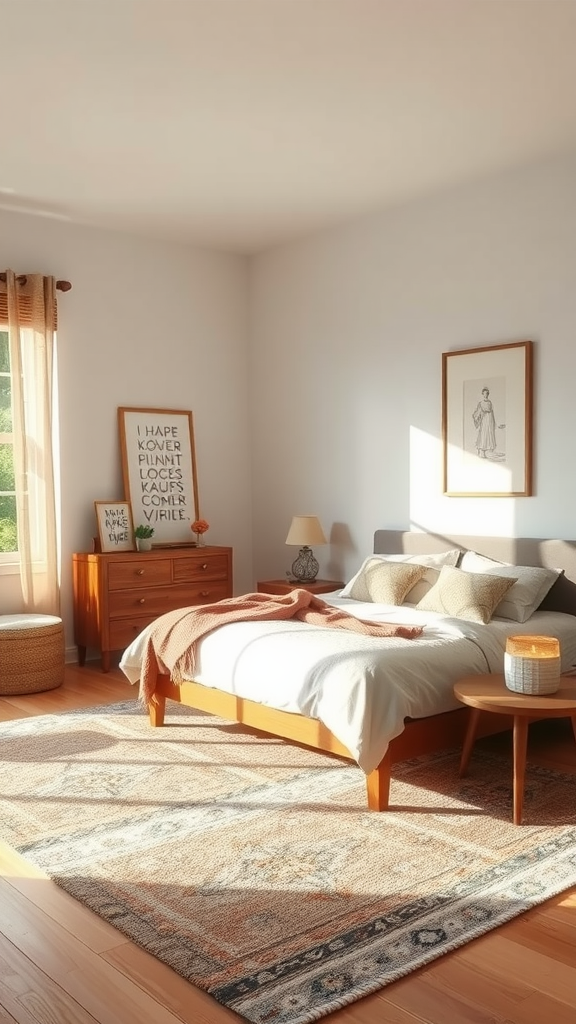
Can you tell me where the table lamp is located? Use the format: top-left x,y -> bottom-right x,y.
504,635 -> 561,695
285,515 -> 327,582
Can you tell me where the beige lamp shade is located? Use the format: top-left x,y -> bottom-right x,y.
504,634 -> 561,695
285,515 -> 327,547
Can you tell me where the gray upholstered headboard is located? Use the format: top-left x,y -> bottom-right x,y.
373,530 -> 576,617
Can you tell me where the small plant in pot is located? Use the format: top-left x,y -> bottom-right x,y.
134,524 -> 154,551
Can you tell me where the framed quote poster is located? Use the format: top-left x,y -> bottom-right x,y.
442,340 -> 533,497
118,407 -> 200,544
94,500 -> 135,552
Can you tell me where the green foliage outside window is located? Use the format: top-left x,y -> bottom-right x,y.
0,331 -> 8,373
0,330 -> 17,553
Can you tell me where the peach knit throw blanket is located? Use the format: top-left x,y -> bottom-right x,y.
138,589 -> 423,705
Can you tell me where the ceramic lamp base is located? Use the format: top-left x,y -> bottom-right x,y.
290,546 -> 320,582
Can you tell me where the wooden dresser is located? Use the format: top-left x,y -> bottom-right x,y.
73,545 -> 233,671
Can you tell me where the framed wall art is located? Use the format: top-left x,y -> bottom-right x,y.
118,407 -> 200,545
94,500 -> 135,552
442,340 -> 533,497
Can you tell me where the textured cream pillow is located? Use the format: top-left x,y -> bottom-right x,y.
416,565 -> 518,624
383,551 -> 460,604
341,550 -> 460,602
345,559 -> 427,604
460,553 -> 560,622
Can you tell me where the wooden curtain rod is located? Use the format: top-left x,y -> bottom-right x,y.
0,273 -> 72,292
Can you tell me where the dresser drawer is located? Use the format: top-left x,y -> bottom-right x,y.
183,580 -> 230,604
108,581 -> 230,618
108,559 -> 172,590
108,585 -> 199,618
173,553 -> 229,583
108,614 -> 159,650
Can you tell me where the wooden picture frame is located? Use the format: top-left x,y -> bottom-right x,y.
118,407 -> 200,545
94,500 -> 135,553
442,340 -> 533,497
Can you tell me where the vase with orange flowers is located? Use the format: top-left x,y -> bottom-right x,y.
192,518 -> 209,547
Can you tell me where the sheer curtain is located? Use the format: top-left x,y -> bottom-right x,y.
1,270 -> 59,613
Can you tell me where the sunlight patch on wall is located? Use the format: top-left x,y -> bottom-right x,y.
409,426 -> 517,537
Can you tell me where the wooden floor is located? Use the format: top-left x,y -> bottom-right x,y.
1,662 -> 575,1024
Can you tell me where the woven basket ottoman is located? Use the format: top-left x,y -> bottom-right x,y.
0,614 -> 65,695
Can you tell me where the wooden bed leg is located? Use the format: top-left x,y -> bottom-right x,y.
366,751 -> 392,811
148,695 -> 166,727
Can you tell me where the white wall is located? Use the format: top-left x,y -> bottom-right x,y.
4,151 -> 576,649
0,210 -> 253,653
248,154 -> 576,587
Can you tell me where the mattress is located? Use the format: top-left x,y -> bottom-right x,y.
120,594 -> 576,775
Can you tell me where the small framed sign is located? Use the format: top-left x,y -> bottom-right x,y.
94,501 -> 135,552
118,407 -> 200,545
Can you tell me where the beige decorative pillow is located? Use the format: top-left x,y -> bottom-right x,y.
382,551 -> 460,604
345,558 -> 427,604
416,565 -> 518,624
341,550 -> 460,601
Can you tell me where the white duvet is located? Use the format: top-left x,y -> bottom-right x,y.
120,593 -> 576,775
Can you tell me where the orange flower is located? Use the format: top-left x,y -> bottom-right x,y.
191,518 -> 209,534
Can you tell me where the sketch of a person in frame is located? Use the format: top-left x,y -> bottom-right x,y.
472,386 -> 505,459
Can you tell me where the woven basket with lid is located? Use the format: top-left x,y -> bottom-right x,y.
0,615 -> 65,695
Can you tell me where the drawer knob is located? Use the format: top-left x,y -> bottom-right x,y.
200,590 -> 210,598
138,598 -> 146,604
202,563 -> 208,570
137,569 -> 145,576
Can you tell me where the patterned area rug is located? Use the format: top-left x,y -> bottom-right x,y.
2,701 -> 576,1024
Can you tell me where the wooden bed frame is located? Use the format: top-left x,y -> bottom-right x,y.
147,531 -> 576,811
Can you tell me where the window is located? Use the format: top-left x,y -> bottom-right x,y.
0,329 -> 17,556
0,271 -> 61,606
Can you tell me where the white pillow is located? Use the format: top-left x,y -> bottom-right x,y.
342,549 -> 460,602
459,551 -> 508,573
459,552 -> 560,622
403,566 -> 442,604
479,564 -> 560,623
416,565 -> 517,624
382,550 -> 461,568
342,558 -> 427,604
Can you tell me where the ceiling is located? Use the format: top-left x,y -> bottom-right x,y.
2,0 -> 576,254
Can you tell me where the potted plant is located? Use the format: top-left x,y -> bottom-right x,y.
134,524 -> 154,551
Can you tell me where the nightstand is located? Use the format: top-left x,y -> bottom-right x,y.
454,673 -> 576,824
257,578 -> 344,596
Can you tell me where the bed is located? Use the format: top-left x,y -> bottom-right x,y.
120,531 -> 576,811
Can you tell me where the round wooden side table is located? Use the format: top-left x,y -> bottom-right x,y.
454,673 -> 576,825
